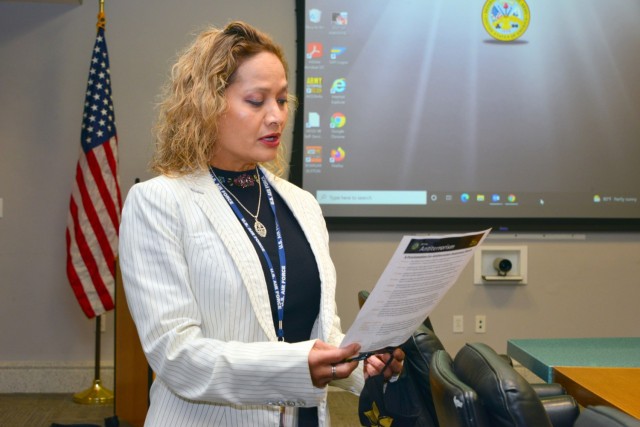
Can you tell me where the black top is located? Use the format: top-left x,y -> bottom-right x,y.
212,167 -> 322,426
210,167 -> 322,344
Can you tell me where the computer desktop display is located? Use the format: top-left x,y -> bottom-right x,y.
291,0 -> 640,231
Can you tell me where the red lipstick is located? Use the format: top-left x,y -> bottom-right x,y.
259,133 -> 281,148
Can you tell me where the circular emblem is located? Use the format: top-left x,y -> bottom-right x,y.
482,0 -> 530,41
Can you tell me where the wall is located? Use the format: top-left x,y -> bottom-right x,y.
330,231 -> 640,357
1,0 -> 639,393
0,0 -> 297,392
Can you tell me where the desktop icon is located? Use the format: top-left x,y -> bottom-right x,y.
332,12 -> 348,26
476,194 -> 485,202
593,195 -> 601,203
330,46 -> 346,59
305,145 -> 323,164
309,9 -> 322,24
461,193 -> 470,203
306,43 -> 323,59
306,76 -> 323,94
306,112 -> 320,128
330,147 -> 346,163
508,194 -> 517,203
330,78 -> 346,94
492,194 -> 501,203
330,112 -> 346,128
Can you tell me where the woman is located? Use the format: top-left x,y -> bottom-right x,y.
119,21 -> 403,427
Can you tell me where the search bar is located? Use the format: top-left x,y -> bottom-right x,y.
316,190 -> 427,205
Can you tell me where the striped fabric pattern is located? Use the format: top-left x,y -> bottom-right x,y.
118,170 -> 364,426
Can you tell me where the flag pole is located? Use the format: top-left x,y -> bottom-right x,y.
72,0 -> 114,405
97,0 -> 105,27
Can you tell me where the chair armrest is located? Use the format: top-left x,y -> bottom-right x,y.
540,395 -> 580,427
531,382 -> 566,398
499,353 -> 513,366
575,405 -> 640,427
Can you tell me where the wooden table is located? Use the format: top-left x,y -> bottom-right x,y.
553,366 -> 640,419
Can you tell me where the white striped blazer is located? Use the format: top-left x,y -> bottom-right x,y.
118,167 -> 364,427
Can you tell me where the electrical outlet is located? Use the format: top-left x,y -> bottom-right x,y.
453,315 -> 464,333
475,315 -> 486,333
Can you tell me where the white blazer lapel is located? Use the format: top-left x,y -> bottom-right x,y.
187,172 -> 278,341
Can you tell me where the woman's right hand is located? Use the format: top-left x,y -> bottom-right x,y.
308,340 -> 361,388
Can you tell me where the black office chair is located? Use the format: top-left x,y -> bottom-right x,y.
398,319 -> 446,426
429,349 -> 491,427
357,290 -> 521,427
357,289 -> 370,309
574,406 -> 640,427
453,342 -> 580,427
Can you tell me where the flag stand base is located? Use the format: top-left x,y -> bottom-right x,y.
73,315 -> 114,405
73,379 -> 114,405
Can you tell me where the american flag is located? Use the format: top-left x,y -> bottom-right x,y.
66,20 -> 121,319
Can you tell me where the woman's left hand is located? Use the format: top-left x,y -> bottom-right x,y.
363,347 -> 405,381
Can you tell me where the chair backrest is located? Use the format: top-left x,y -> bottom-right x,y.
429,350 -> 490,427
454,343 -> 553,427
401,322 -> 446,426
357,289 -> 370,308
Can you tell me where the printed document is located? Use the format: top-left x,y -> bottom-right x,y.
341,229 -> 491,353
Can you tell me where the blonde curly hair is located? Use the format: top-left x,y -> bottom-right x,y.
151,21 -> 295,177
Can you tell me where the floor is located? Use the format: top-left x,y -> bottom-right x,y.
0,391 -> 361,427
0,393 -> 116,427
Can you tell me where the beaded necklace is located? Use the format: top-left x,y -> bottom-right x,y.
209,167 -> 266,238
